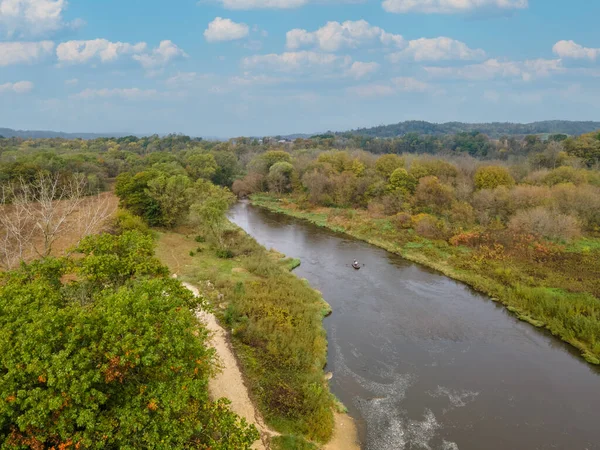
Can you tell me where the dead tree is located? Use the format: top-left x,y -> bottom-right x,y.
0,173 -> 115,269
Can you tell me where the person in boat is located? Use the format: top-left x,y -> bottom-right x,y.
352,259 -> 360,269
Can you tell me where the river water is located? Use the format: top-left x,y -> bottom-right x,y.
229,202 -> 600,450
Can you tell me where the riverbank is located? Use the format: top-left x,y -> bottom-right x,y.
155,226 -> 359,449
250,195 -> 600,365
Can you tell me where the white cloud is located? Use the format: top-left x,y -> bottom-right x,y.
0,0 -> 81,37
346,61 -> 380,79
425,58 -> 563,81
553,40 -> 600,61
382,0 -> 528,14
0,40 -> 54,66
64,77 -> 77,85
204,17 -> 249,42
242,51 -> 352,72
0,80 -> 34,93
214,0 -> 309,9
286,20 -> 404,52
56,39 -> 147,64
166,71 -> 200,88
73,87 -> 159,100
392,76 -> 430,92
133,40 -> 187,69
348,83 -> 396,97
348,76 -> 432,97
388,37 -> 485,62
229,73 -> 288,85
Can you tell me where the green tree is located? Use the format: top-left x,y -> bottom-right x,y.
564,131 -> 600,167
146,174 -> 192,228
268,161 -> 295,194
189,181 -> 236,248
474,166 -> 515,190
375,154 -> 404,179
185,152 -> 218,180
388,168 -> 417,194
115,171 -> 162,225
0,239 -> 259,449
211,151 -> 239,187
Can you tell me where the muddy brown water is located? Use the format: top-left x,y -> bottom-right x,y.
229,202 -> 600,450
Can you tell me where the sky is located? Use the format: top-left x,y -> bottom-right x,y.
0,0 -> 599,137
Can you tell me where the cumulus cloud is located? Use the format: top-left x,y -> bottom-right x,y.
348,76 -> 431,97
0,40 -> 54,66
553,40 -> 600,61
425,58 -> 563,81
0,0 -> 81,37
286,20 -> 404,52
204,17 -> 249,42
56,39 -> 147,64
388,37 -> 485,62
382,0 -> 528,14
346,61 -> 380,79
133,40 -> 187,69
242,50 -> 352,72
73,87 -> 159,100
214,0 -> 309,9
0,80 -> 34,93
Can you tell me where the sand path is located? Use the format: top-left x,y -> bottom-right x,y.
182,281 -> 360,450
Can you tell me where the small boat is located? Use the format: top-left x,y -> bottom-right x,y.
352,262 -> 361,270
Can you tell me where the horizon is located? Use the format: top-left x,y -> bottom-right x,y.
1,0 -> 599,136
3,118 -> 600,141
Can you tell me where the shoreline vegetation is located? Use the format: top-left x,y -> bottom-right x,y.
250,194 -> 600,366
155,223 -> 353,449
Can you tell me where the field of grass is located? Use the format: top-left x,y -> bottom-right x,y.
155,223 -> 335,446
251,194 -> 600,365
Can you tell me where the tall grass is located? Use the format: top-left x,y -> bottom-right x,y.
156,226 -> 335,443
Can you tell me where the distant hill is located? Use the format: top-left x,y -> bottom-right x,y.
0,128 -> 131,139
340,120 -> 600,139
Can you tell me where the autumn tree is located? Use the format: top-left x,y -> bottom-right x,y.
414,176 -> 455,214
474,166 -> 515,190
375,154 -> 404,179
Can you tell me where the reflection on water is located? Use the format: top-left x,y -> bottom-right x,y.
229,202 -> 600,450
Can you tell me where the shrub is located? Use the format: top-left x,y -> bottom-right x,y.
543,166 -> 586,186
409,158 -> 458,181
393,212 -> 413,229
111,209 -> 151,235
414,176 -> 455,214
474,166 -> 515,190
508,207 -> 581,241
509,185 -> 552,210
412,213 -> 448,239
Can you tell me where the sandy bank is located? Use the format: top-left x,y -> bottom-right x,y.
182,281 -> 360,449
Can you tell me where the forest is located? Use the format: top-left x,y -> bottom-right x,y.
341,119 -> 600,139
1,126 -> 600,448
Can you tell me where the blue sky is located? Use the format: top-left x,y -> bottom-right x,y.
1,0 -> 599,137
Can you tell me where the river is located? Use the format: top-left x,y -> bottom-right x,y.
229,201 -> 600,450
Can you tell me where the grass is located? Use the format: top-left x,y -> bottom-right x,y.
251,194 -> 600,365
271,435 -> 318,450
155,224 -> 336,444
